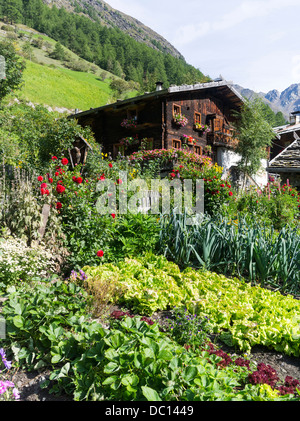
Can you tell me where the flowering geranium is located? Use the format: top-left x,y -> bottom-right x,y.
173,113 -> 188,127
121,118 -> 136,129
194,122 -> 210,134
120,136 -> 139,148
181,134 -> 196,144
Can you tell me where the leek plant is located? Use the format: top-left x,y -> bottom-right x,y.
159,211 -> 300,295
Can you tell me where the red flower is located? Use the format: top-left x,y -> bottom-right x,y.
56,202 -> 62,210
76,177 -> 83,184
56,184 -> 66,194
45,189 -> 50,195
61,158 -> 69,166
117,179 -> 122,185
55,172 -> 60,177
40,188 -> 46,195
220,184 -> 225,188
109,163 -> 113,168
111,213 -> 116,219
51,156 -> 58,160
229,191 -> 233,196
41,183 -> 47,188
37,176 -> 43,182
48,178 -> 53,184
97,250 -> 104,257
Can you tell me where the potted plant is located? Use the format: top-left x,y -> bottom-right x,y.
120,136 -> 139,149
173,113 -> 188,127
194,122 -> 210,134
121,118 -> 137,129
181,134 -> 196,145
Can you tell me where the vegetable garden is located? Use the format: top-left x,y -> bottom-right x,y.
1,140 -> 300,402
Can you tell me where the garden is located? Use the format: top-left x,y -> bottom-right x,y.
1,122 -> 300,403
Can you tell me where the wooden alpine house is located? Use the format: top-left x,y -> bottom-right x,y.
70,80 -> 244,164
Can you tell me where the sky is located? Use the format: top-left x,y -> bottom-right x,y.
106,0 -> 300,93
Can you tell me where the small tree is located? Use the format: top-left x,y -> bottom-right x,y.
50,42 -> 66,61
232,98 -> 275,186
0,40 -> 26,101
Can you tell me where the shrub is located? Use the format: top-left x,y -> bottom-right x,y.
0,236 -> 58,285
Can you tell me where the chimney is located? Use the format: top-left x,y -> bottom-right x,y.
155,81 -> 163,91
290,111 -> 300,125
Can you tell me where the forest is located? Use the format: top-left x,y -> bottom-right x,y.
0,0 -> 210,92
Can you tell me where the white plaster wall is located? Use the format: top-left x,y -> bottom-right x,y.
216,147 -> 268,187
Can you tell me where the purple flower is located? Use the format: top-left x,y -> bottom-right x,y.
0,348 -> 12,370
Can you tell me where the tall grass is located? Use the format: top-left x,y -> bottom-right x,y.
159,211 -> 300,295
18,60 -> 113,110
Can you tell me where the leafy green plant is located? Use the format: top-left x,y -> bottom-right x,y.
164,307 -> 211,350
84,255 -> 300,357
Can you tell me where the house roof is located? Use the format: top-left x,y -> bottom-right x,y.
70,80 -> 244,119
273,122 -> 300,137
268,138 -> 300,173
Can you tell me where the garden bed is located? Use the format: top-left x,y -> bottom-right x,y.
10,308 -> 300,401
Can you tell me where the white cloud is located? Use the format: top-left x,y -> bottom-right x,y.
173,0 -> 299,46
105,0 -> 300,91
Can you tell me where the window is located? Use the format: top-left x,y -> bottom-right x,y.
194,112 -> 202,125
194,146 -> 202,155
113,143 -> 125,158
173,104 -> 181,117
214,117 -> 223,132
142,138 -> 154,150
127,108 -> 138,122
172,139 -> 181,149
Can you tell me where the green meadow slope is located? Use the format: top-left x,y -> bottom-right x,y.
1,22 -> 137,112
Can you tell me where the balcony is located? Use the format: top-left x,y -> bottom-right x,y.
207,127 -> 238,148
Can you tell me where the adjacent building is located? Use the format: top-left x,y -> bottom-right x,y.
268,111 -> 300,189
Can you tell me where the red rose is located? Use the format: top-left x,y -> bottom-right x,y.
51,156 -> 58,160
56,202 -> 62,210
40,188 -> 46,195
229,191 -> 233,197
111,213 -> 116,219
37,176 -> 43,182
61,158 -> 69,166
76,177 -> 83,184
41,183 -> 47,188
55,172 -> 60,177
97,250 -> 104,257
220,184 -> 225,188
48,178 -> 53,184
56,184 -> 66,194
109,163 -> 113,168
45,189 -> 50,195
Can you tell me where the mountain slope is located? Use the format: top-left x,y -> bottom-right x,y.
42,0 -> 183,59
0,21 -> 138,112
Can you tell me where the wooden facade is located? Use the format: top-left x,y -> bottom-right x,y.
70,81 -> 244,161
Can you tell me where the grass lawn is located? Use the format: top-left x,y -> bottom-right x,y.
18,59 -> 113,111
